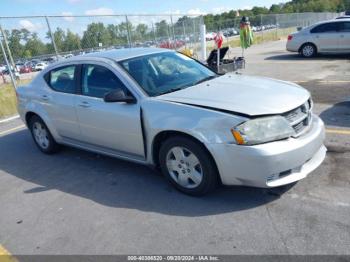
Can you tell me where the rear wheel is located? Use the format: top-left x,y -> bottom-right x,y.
29,115 -> 60,154
301,43 -> 317,58
159,136 -> 218,196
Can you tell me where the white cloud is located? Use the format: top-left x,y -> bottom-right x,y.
85,7 -> 114,16
212,7 -> 231,14
62,12 -> 74,22
165,10 -> 181,15
187,8 -> 206,16
240,6 -> 252,10
18,20 -> 43,32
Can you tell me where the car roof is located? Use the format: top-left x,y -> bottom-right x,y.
44,48 -> 173,70
82,47 -> 170,61
336,16 -> 350,19
309,18 -> 350,27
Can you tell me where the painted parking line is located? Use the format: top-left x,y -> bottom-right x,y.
295,80 -> 350,84
0,125 -> 26,137
326,128 -> 350,135
252,61 -> 343,64
0,115 -> 20,124
0,245 -> 17,262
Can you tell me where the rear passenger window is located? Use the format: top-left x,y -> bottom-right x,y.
311,23 -> 339,33
47,66 -> 76,94
339,22 -> 350,32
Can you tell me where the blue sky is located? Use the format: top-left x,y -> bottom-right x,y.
0,0 -> 289,17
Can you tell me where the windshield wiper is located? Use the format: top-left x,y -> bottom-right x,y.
157,75 -> 218,96
192,75 -> 218,86
158,88 -> 183,96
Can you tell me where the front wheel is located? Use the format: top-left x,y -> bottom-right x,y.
159,136 -> 218,196
301,44 -> 316,58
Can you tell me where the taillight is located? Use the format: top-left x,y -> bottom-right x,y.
287,35 -> 293,41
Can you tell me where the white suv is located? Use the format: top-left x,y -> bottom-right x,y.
287,19 -> 350,57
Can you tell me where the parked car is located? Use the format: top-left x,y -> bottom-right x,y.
336,16 -> 350,19
17,48 -> 326,196
34,62 -> 48,71
65,54 -> 74,59
15,63 -> 25,71
0,64 -> 6,73
3,66 -> 20,79
19,65 -> 32,74
158,40 -> 185,49
205,32 -> 216,41
287,19 -> 350,57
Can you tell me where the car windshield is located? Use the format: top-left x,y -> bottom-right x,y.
119,52 -> 217,96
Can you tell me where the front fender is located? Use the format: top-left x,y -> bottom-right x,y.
141,99 -> 247,164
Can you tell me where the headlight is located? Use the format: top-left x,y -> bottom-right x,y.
231,116 -> 295,145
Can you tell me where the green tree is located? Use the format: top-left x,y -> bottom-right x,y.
135,24 -> 148,40
270,4 -> 282,13
24,33 -> 47,57
155,20 -> 169,38
81,22 -> 112,49
7,29 -> 24,59
63,30 -> 81,52
20,28 -> 31,42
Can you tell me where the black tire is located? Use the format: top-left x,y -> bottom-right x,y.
300,43 -> 317,58
29,115 -> 60,154
159,136 -> 218,196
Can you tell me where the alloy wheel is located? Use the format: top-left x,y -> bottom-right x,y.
302,45 -> 315,57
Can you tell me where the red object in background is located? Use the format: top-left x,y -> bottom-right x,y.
214,33 -> 223,49
288,35 -> 293,41
159,40 -> 185,49
19,66 -> 32,74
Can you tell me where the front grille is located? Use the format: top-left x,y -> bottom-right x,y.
283,99 -> 312,136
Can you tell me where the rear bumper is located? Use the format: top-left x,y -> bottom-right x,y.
286,40 -> 301,52
208,115 -> 326,188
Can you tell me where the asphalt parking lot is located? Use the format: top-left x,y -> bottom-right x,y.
0,40 -> 350,256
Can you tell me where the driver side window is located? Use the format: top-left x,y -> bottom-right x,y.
82,64 -> 127,98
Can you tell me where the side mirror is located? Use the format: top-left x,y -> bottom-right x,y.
103,88 -> 136,104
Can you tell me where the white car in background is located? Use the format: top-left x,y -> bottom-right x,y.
34,62 -> 48,71
205,32 -> 216,41
0,64 -> 6,73
287,19 -> 350,57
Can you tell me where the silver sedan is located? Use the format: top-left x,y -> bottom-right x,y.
287,19 -> 350,57
17,48 -> 326,195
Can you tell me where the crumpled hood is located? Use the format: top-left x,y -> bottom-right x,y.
156,74 -> 310,116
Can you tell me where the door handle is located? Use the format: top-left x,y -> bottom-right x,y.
78,101 -> 91,108
41,95 -> 49,101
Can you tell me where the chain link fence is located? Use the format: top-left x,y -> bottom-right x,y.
0,12 -> 341,89
0,14 -> 203,89
204,12 -> 341,52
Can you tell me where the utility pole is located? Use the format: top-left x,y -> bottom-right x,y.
0,32 -> 17,89
45,16 -> 59,58
125,15 -> 132,48
0,25 -> 16,73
